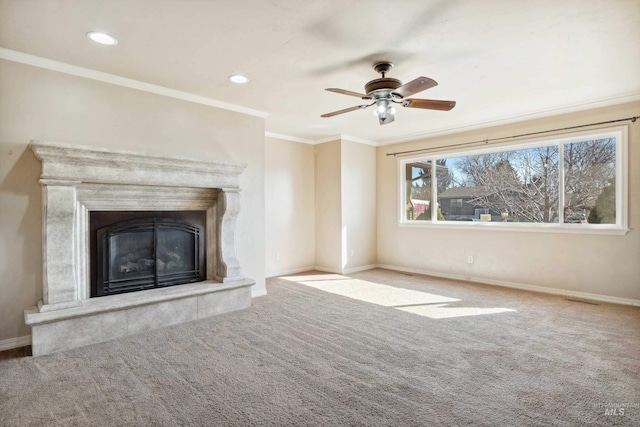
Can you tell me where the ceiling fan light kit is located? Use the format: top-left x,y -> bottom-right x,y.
322,62 -> 456,125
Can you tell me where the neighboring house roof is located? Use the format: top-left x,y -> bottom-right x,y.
438,186 -> 489,199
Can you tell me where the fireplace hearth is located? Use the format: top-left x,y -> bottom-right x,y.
24,141 -> 255,356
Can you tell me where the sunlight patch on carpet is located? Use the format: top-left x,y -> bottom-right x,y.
291,277 -> 459,306
397,303 -> 516,319
281,275 -> 516,319
284,274 -> 352,282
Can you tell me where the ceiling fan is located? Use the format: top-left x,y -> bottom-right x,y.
321,62 -> 456,125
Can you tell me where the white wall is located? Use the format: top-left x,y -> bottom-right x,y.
314,140 -> 343,272
0,59 -> 266,343
376,101 -> 640,301
341,140 -> 377,271
265,137 -> 315,277
307,138 -> 377,274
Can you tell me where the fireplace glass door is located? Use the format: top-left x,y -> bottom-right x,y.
95,218 -> 205,296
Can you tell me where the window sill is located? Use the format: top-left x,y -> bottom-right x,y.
398,221 -> 630,236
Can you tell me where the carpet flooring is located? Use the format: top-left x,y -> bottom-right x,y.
1,269 -> 638,426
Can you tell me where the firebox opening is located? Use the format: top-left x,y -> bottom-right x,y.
90,211 -> 207,297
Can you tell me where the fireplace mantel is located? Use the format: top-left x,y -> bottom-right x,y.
31,140 -> 246,188
25,141 -> 255,356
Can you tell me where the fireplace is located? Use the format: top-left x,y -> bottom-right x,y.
24,141 -> 255,356
91,211 -> 207,296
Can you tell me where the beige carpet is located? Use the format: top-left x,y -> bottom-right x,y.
1,268 -> 638,426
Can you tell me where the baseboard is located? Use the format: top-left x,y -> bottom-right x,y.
376,264 -> 640,307
313,266 -> 343,274
313,265 -> 379,275
342,264 -> 378,275
266,265 -> 378,277
251,288 -> 268,298
266,266 -> 317,278
0,335 -> 32,352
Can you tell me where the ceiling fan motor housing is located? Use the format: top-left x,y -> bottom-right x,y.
365,78 -> 402,95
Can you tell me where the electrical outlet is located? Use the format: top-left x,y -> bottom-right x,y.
276,252 -> 281,260
350,249 -> 355,257
467,255 -> 474,264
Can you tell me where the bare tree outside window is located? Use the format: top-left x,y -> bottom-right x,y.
407,135 -> 619,226
564,139 -> 616,224
439,147 -> 559,222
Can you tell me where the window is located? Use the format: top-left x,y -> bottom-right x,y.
399,126 -> 628,234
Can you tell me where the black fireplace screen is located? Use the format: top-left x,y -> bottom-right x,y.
95,218 -> 205,296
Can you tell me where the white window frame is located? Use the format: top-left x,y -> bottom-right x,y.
398,125 -> 628,235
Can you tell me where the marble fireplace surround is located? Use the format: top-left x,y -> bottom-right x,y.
25,141 -> 254,356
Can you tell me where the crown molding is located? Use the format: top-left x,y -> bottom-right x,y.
375,92 -> 640,146
340,134 -> 378,146
0,47 -> 269,118
265,132 -> 315,144
313,134 -> 343,144
265,132 -> 377,146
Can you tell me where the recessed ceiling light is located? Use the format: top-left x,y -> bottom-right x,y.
228,74 -> 250,84
87,31 -> 118,46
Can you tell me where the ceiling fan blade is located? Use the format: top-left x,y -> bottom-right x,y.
321,105 -> 367,118
392,77 -> 438,98
402,98 -> 456,111
325,88 -> 372,99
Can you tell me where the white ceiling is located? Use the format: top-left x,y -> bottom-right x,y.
1,0 -> 639,145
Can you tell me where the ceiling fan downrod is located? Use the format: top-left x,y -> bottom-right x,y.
373,61 -> 394,78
